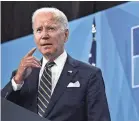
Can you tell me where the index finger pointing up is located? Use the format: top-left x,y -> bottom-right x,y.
25,47 -> 37,57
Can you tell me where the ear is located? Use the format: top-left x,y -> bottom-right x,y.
64,29 -> 69,43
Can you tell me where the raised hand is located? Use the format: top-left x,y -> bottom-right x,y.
14,47 -> 41,84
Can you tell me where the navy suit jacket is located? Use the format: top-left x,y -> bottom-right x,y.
1,55 -> 111,121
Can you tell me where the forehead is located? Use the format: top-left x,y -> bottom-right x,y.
33,12 -> 58,27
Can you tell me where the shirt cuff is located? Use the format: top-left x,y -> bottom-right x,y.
11,77 -> 24,91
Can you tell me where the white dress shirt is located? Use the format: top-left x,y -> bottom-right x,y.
12,50 -> 67,95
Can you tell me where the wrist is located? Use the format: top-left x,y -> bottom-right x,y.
14,75 -> 23,84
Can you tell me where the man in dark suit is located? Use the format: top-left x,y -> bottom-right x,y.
1,7 -> 111,121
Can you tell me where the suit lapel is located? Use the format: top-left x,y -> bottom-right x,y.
26,67 -> 40,113
44,55 -> 79,117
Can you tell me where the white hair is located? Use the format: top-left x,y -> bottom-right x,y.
32,7 -> 69,30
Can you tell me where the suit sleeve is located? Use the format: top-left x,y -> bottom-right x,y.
1,70 -> 22,104
86,68 -> 111,121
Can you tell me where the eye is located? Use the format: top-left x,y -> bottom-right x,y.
48,27 -> 55,31
36,28 -> 42,33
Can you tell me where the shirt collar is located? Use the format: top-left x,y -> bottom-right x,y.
42,50 -> 67,68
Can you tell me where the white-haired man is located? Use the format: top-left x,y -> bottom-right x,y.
2,7 -> 111,121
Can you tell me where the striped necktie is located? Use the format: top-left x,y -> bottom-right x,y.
37,61 -> 55,117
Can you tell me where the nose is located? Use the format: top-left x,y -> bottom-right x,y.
42,29 -> 49,40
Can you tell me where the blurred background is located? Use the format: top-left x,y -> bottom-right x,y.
2,1 -> 126,43
1,1 -> 139,121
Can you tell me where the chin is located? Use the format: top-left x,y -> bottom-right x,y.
42,50 -> 55,56
40,48 -> 58,57
40,48 -> 51,54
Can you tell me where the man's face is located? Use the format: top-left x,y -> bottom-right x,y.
33,12 -> 68,59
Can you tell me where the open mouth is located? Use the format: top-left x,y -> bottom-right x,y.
41,43 -> 53,48
42,43 -> 52,46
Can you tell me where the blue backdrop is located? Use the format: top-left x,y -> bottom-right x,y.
1,2 -> 139,121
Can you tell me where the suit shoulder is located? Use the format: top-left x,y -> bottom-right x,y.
73,59 -> 103,79
74,58 -> 101,72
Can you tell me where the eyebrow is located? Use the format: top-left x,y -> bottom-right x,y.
37,24 -> 58,29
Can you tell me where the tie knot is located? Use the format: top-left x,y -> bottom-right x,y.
45,61 -> 55,68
